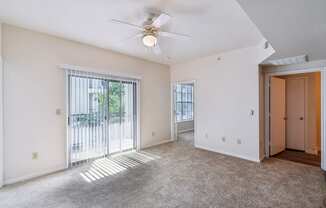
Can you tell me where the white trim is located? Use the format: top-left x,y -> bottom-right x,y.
170,82 -> 176,140
176,119 -> 194,123
136,80 -> 141,151
178,128 -> 195,134
0,55 -> 3,188
195,145 -> 261,163
0,22 -> 3,188
264,66 -> 326,170
64,70 -> 70,169
321,68 -> 326,170
4,165 -> 66,185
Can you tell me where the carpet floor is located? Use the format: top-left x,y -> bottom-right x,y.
0,137 -> 326,208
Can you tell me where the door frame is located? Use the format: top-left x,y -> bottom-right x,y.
264,66 -> 326,170
171,80 -> 197,144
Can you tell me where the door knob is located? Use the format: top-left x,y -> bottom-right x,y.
300,117 -> 304,120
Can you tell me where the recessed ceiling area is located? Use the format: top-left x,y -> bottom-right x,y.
237,0 -> 326,62
0,0 -> 265,65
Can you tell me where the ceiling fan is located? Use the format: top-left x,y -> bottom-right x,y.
111,13 -> 190,55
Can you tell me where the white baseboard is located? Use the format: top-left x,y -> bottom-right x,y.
141,138 -> 173,149
195,144 -> 260,163
305,148 -> 318,155
4,165 -> 66,185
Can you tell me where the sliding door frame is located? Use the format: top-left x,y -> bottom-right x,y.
64,67 -> 141,168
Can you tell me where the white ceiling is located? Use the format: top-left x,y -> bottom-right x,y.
0,0 -> 264,65
237,0 -> 326,62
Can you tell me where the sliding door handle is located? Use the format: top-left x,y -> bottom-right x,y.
300,117 -> 304,120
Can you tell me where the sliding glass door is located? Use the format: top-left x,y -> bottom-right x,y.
68,71 -> 137,166
121,82 -> 137,151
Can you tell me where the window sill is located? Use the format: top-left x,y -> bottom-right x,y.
176,119 -> 194,123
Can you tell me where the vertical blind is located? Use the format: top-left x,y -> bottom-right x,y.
67,70 -> 138,166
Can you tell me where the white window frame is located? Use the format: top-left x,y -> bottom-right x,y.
175,84 -> 194,123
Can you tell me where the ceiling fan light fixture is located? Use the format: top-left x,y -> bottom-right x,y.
142,34 -> 157,47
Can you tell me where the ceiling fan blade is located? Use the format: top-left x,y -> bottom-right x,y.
152,13 -> 171,28
111,19 -> 144,31
159,31 -> 191,40
153,43 -> 162,55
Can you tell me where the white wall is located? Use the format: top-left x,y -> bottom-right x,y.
2,24 -> 171,184
0,23 -> 4,187
171,42 -> 274,162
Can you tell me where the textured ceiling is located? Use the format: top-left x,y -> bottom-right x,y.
237,0 -> 326,62
0,0 -> 264,65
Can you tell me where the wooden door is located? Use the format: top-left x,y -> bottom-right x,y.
270,77 -> 286,156
286,78 -> 305,151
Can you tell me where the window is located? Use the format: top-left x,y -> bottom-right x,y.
175,84 -> 193,122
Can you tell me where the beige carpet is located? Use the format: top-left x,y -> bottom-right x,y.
0,138 -> 326,208
177,131 -> 194,145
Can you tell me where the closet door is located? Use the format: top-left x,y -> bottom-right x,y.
270,77 -> 286,156
286,78 -> 305,151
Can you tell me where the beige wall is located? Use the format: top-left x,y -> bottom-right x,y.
2,24 -> 171,184
280,72 -> 321,154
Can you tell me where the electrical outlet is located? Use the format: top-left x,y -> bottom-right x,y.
222,137 -> 226,142
32,152 -> 38,160
237,139 -> 242,145
205,133 -> 208,139
152,132 -> 156,137
56,108 -> 62,115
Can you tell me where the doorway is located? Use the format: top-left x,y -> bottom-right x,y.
172,81 -> 195,146
269,72 -> 321,166
67,70 -> 138,166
